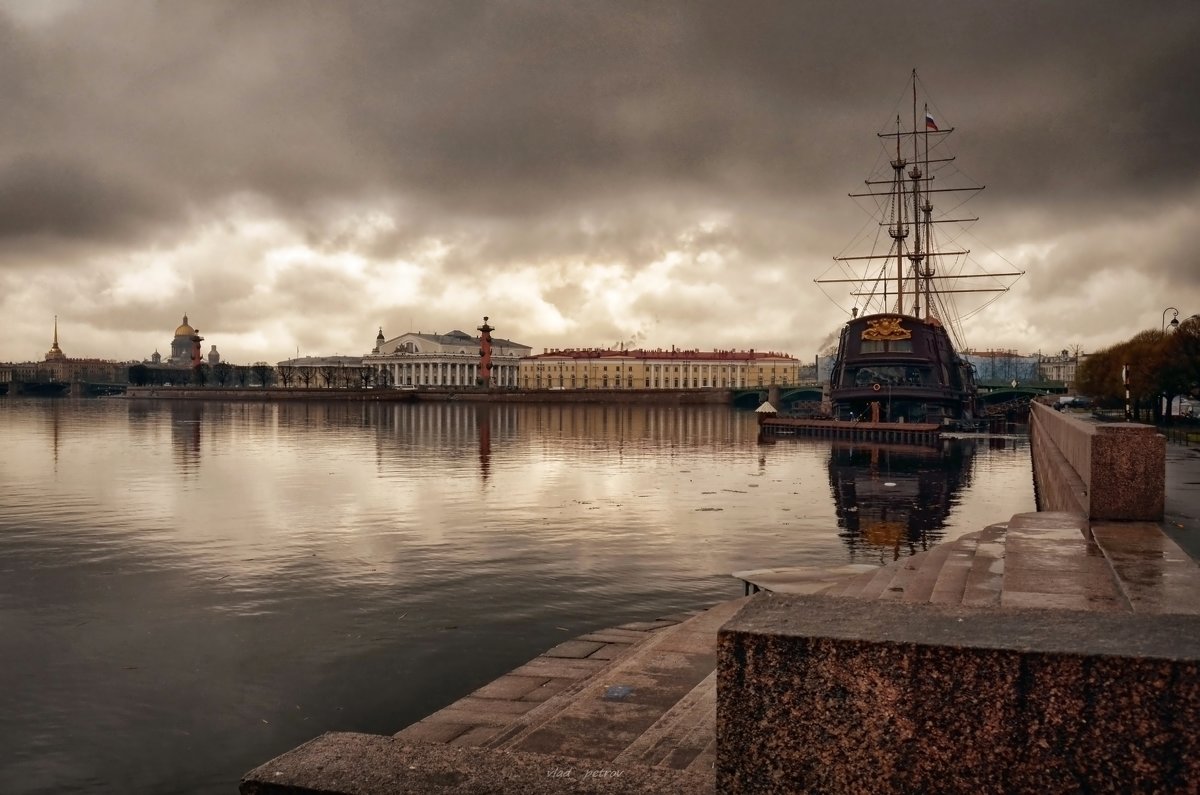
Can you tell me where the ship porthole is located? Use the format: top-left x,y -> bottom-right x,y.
872,383 -> 882,392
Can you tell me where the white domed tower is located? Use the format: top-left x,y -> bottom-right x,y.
208,345 -> 220,365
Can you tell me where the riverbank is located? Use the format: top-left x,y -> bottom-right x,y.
123,386 -> 734,404
241,417 -> 1200,793
242,505 -> 1200,793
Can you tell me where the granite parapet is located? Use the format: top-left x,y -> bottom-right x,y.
716,593 -> 1200,794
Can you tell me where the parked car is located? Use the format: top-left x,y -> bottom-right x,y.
1055,395 -> 1093,411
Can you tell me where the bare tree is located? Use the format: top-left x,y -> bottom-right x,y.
234,366 -> 250,387
277,366 -> 295,388
192,363 -> 209,386
298,366 -> 316,388
376,366 -> 393,388
252,363 -> 273,387
358,366 -> 374,389
213,362 -> 233,386
319,366 -> 338,388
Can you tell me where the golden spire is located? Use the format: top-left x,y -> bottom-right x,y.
45,315 -> 66,361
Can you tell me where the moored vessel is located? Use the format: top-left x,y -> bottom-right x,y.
813,70 -> 1022,432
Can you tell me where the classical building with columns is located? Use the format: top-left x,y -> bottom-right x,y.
519,347 -> 801,390
364,325 -> 531,388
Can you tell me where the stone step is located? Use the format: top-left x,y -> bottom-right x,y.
395,611 -> 698,748
1000,512 -> 1128,612
825,530 -> 988,604
852,561 -> 907,600
613,670 -> 716,770
896,540 -> 957,603
826,565 -> 888,598
874,553 -> 928,601
873,538 -> 959,602
733,564 -> 878,596
928,536 -> 979,605
482,598 -> 748,764
241,732 -> 716,794
961,523 -> 1008,607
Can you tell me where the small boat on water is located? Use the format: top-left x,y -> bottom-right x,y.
807,70 -> 1022,433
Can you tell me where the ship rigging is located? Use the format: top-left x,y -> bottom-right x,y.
814,70 -> 1024,428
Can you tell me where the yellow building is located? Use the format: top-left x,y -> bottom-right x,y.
519,348 -> 801,390
36,317 -> 127,383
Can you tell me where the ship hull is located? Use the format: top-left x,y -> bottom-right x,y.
828,313 -> 977,428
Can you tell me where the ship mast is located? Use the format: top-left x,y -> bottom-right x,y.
819,69 -> 1024,346
910,69 -> 922,319
888,115 -> 908,315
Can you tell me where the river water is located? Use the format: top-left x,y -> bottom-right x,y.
0,399 -> 1034,793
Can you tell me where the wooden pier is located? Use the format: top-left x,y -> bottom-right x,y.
758,416 -> 942,444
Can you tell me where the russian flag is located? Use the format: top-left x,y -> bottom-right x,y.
925,113 -> 939,131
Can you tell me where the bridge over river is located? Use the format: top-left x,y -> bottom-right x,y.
734,379 -> 1069,418
1,380 -> 127,398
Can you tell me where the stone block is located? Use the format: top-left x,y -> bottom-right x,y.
716,593 -> 1200,794
1030,403 -> 1165,521
241,732 -> 714,794
1090,422 -> 1166,520
544,640 -> 607,659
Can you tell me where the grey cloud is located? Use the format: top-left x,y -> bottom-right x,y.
1,1 -> 1198,361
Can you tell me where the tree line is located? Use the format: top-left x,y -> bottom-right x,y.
1076,316 -> 1200,423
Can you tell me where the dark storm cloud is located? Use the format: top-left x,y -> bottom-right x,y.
0,155 -> 168,244
5,0 -> 1196,242
0,0 -> 1198,360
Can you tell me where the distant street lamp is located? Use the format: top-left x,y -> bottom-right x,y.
1163,307 -> 1180,333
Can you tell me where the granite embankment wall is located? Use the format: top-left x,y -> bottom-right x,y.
1028,401 -> 1165,521
124,386 -> 733,405
716,404 -> 1182,792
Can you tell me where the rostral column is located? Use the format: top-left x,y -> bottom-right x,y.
190,328 -> 205,369
477,316 -> 494,387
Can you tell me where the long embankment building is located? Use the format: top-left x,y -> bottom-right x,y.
519,347 -> 801,390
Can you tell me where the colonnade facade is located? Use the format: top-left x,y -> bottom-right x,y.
519,351 -> 801,390
372,356 -> 520,388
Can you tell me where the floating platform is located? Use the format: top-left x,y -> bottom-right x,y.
759,416 -> 942,444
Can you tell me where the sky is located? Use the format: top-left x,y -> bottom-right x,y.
1,0 -> 1198,365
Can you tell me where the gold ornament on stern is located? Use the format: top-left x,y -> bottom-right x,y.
861,317 -> 911,341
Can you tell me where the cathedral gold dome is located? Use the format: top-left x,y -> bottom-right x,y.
174,315 -> 195,337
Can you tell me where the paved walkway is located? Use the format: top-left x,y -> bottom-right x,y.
1163,440 -> 1200,561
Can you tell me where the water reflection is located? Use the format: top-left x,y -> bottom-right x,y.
829,440 -> 977,561
170,402 -> 203,475
477,405 -> 491,484
0,400 -> 1033,795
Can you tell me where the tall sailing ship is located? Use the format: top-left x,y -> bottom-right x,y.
816,71 -> 1022,429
